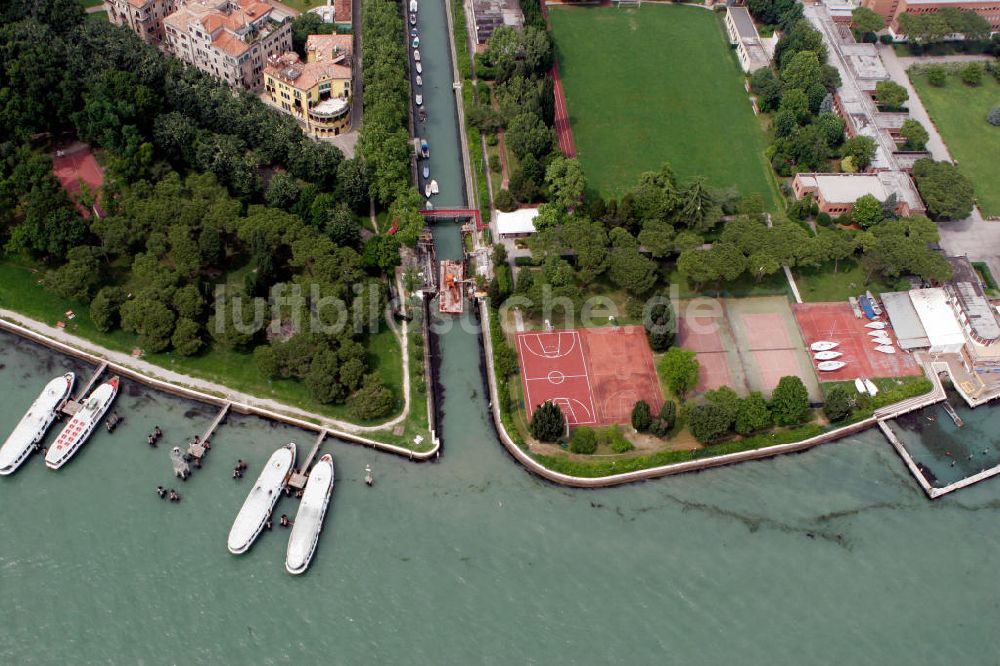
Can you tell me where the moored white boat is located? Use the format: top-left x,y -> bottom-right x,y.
415,74 -> 423,87
228,442 -> 296,555
864,378 -> 879,396
422,165 -> 429,179
430,179 -> 439,195
409,0 -> 418,12
409,13 -> 416,25
864,322 -> 887,329
285,454 -> 335,575
810,341 -> 839,351
817,360 -> 847,371
412,37 -> 419,48
415,93 -> 423,106
425,182 -> 432,197
855,378 -> 868,395
874,345 -> 896,354
0,373 -> 74,476
45,377 -> 119,470
814,351 -> 842,360
414,49 -> 421,62
415,61 -> 422,74
425,200 -> 433,210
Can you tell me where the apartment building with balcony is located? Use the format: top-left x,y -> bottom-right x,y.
262,34 -> 354,139
105,0 -> 179,45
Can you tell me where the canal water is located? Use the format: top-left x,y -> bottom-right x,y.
4,1 -> 1000,663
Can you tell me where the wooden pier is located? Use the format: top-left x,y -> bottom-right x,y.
942,401 -> 964,428
287,429 -> 327,490
60,361 -> 108,416
188,402 -> 230,460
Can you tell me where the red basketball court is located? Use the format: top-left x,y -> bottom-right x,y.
793,302 -> 923,381
516,326 -> 663,426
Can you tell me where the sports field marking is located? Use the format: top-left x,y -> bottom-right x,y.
550,397 -> 596,425
519,331 -> 580,359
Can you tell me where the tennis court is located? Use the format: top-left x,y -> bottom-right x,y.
516,326 -> 663,426
677,297 -> 821,400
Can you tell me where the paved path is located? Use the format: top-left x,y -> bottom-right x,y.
85,5 -> 106,14
0,308 -> 412,436
877,44 -> 1000,276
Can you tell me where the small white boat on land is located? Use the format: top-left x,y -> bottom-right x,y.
45,377 -> 118,470
811,341 -> 839,352
855,378 -> 869,395
864,378 -> 879,396
817,360 -> 847,372
871,336 -> 892,345
415,74 -> 423,87
415,61 -> 422,74
0,373 -> 74,476
868,330 -> 888,337
865,322 -> 887,330
430,179 -> 439,195
814,351 -> 842,360
285,453 -> 335,575
874,345 -> 896,354
228,442 -> 296,555
415,93 -> 423,106
414,49 -> 421,62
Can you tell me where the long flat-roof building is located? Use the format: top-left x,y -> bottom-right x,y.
864,0 -> 1000,35
161,0 -> 298,90
792,172 -> 924,216
910,287 -> 967,354
725,7 -> 771,73
880,291 -> 931,349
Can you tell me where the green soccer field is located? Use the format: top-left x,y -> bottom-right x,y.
910,71 -> 1000,218
549,5 -> 777,206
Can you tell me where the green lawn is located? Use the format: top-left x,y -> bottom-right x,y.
793,259 -> 907,303
0,261 -> 409,428
910,71 -> 1000,217
549,5 -> 777,206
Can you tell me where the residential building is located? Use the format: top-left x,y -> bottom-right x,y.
792,172 -> 925,216
104,0 -> 179,45
306,0 -> 353,32
725,7 -> 771,72
263,34 -> 353,138
163,0 -> 299,90
864,0 -> 1000,34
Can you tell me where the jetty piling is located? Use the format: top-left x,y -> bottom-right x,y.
288,429 -> 327,490
942,401 -> 964,428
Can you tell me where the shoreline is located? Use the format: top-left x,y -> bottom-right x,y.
0,316 -> 441,462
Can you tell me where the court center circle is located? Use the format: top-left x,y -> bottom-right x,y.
547,370 -> 566,384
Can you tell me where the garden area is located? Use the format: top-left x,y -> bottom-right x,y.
909,66 -> 1000,217
548,5 -> 776,205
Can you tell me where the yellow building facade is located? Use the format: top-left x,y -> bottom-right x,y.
263,34 -> 353,139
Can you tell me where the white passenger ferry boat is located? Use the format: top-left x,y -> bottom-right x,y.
285,454 -> 335,575
228,442 -> 296,555
0,373 -> 74,475
44,377 -> 118,470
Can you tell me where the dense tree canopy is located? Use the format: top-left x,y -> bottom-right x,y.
911,159 -> 975,220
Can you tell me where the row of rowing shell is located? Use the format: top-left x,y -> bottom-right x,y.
227,442 -> 334,575
0,373 -> 119,476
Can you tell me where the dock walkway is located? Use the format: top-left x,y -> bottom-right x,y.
288,429 -> 327,490
188,402 -> 229,460
60,361 -> 108,416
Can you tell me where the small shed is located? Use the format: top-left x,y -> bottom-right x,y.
496,208 -> 538,238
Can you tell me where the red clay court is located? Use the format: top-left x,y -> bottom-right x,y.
516,326 -> 662,426
51,143 -> 105,218
793,302 -> 923,382
677,315 -> 733,393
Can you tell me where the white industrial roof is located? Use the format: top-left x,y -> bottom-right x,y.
909,288 -> 966,348
881,291 -> 930,349
813,174 -> 888,203
496,208 -> 538,236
